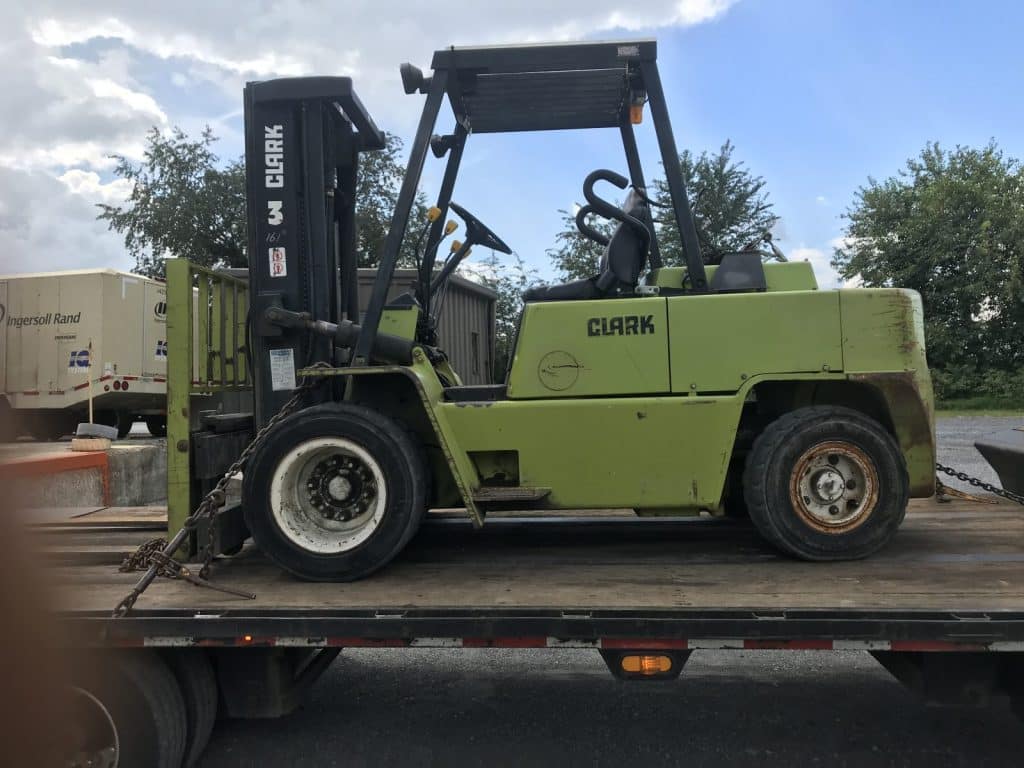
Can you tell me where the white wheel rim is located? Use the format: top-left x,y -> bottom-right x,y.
269,437 -> 388,554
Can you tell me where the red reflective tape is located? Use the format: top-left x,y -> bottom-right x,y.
122,376 -> 138,381
327,638 -> 410,648
463,637 -> 547,648
153,377 -> 166,382
743,639 -> 834,650
889,640 -> 987,652
73,381 -> 90,390
111,637 -> 145,648
21,390 -> 39,396
601,638 -> 688,650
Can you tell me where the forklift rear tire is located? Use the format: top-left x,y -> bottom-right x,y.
242,402 -> 428,581
743,406 -> 908,560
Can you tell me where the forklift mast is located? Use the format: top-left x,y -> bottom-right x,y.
243,77 -> 385,428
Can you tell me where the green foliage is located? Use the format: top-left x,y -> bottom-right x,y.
654,140 -> 779,265
98,127 -> 246,278
546,209 -> 612,281
931,365 -> 1024,405
833,141 -> 1024,402
473,251 -> 537,380
547,140 -> 778,281
356,133 -> 430,268
99,126 -> 425,278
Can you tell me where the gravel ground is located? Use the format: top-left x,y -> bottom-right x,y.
199,649 -> 1023,767
936,414 -> 1021,490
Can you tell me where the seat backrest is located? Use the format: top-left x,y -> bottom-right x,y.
709,251 -> 767,293
598,189 -> 650,291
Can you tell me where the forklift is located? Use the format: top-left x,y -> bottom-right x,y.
240,39 -> 937,581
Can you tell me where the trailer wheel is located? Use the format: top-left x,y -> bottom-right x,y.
146,415 -> 168,438
163,650 -> 218,767
69,650 -> 187,768
743,406 -> 908,560
243,402 -> 428,581
28,412 -> 76,441
0,397 -> 15,442
116,411 -> 134,439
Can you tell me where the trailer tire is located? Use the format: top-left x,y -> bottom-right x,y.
146,415 -> 168,437
744,406 -> 908,560
243,402 -> 428,581
0,397 -> 15,442
71,650 -> 187,768
116,410 -> 134,439
163,650 -> 218,767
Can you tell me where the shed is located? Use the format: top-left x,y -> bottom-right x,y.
357,269 -> 496,385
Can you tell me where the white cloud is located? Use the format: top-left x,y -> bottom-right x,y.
789,245 -> 842,289
815,195 -> 828,205
1,0 -> 739,275
57,169 -> 133,203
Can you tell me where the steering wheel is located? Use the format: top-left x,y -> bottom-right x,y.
448,202 -> 512,254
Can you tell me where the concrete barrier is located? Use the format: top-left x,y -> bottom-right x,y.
0,440 -> 166,508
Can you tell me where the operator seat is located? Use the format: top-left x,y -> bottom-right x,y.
523,190 -> 650,302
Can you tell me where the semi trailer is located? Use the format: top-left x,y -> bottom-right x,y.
0,269 -> 169,440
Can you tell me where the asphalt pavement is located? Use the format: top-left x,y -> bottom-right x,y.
199,649 -> 1023,767
936,415 -> 1020,490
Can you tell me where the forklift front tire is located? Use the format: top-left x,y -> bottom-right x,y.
242,402 -> 428,581
743,406 -> 909,561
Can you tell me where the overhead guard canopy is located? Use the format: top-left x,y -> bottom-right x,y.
430,39 -> 656,133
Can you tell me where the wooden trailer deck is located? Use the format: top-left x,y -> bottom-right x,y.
34,498 -> 1023,618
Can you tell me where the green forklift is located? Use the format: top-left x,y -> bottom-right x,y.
238,39 -> 936,581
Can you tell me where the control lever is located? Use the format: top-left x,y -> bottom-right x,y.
430,239 -> 472,294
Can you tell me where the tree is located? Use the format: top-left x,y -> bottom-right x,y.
832,141 -> 1024,402
356,133 -> 430,268
548,140 -> 778,281
653,140 -> 779,265
99,127 -> 426,278
98,127 -> 246,277
472,251 -> 537,381
546,209 -> 612,281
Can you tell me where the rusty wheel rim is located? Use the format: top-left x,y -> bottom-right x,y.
789,441 -> 878,533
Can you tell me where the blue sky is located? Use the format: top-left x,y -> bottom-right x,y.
4,1 -> 1024,287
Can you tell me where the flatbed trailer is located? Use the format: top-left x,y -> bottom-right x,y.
39,497 -> 1024,766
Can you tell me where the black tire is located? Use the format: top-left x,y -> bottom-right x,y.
163,650 -> 218,767
28,412 -> 75,441
70,650 -> 187,768
146,415 -> 168,438
743,406 -> 909,561
242,402 -> 428,581
0,397 -> 16,442
116,411 -> 134,439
